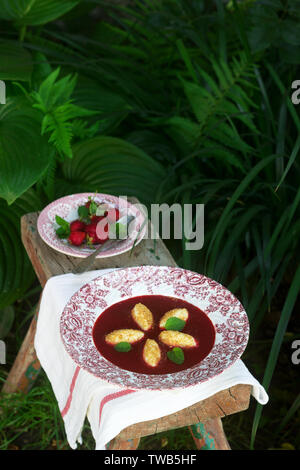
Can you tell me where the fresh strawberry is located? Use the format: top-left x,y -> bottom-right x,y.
86,221 -> 109,244
106,208 -> 120,223
85,223 -> 99,245
70,219 -> 86,232
90,215 -> 106,224
68,231 -> 86,246
84,222 -> 97,234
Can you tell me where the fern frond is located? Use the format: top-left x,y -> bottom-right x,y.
72,119 -> 101,139
41,108 -> 73,158
30,68 -> 98,159
165,52 -> 259,171
183,52 -> 258,133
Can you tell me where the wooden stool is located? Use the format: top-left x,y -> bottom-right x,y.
2,203 -> 251,450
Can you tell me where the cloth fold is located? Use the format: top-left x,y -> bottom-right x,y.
34,268 -> 268,450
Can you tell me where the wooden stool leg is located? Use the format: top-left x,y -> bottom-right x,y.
188,418 -> 230,450
2,302 -> 41,394
106,437 -> 140,450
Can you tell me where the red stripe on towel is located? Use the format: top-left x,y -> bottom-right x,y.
99,390 -> 135,426
61,366 -> 80,417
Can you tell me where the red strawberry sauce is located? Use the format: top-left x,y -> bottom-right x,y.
92,295 -> 215,375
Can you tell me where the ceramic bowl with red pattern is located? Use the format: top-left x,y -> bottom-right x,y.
37,193 -> 146,258
60,266 -> 249,390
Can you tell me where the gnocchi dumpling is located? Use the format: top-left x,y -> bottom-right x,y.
159,308 -> 189,328
143,339 -> 161,367
105,329 -> 144,345
131,303 -> 153,331
159,330 -> 196,348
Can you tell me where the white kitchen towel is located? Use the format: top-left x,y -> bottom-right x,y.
34,268 -> 269,450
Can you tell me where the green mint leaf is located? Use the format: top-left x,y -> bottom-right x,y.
55,216 -> 70,239
165,317 -> 186,331
89,200 -> 98,215
114,342 -> 132,352
78,205 -> 89,220
55,215 -> 70,229
56,226 -> 70,239
167,347 -> 184,365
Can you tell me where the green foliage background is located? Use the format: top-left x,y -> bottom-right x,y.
0,0 -> 299,450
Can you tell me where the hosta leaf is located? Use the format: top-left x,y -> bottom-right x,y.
0,0 -> 80,26
247,3 -> 281,53
73,75 -> 132,134
0,98 -> 52,204
126,130 -> 177,163
61,136 -> 167,204
0,189 -> 42,308
0,40 -> 32,81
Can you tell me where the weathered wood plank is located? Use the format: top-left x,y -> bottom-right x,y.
189,418 -> 231,450
20,210 -> 177,287
106,437 -> 140,450
116,384 -> 251,440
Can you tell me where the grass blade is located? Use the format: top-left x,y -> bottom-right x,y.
250,264 -> 300,448
275,134 -> 300,192
205,154 -> 277,275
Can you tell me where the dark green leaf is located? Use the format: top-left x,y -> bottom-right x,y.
114,342 -> 132,352
0,305 -> 15,339
89,200 -> 98,215
164,317 -> 186,331
78,205 -> 89,220
55,216 -> 70,239
167,347 -> 185,365
55,215 -> 69,229
62,137 -> 167,205
0,189 -> 42,308
0,40 -> 32,81
0,98 -> 53,205
0,0 -> 80,26
281,20 -> 300,46
55,226 -> 70,239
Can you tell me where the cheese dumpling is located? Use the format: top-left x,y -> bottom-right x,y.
105,329 -> 144,345
131,303 -> 153,331
143,339 -> 161,367
159,308 -> 189,328
159,330 -> 196,348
